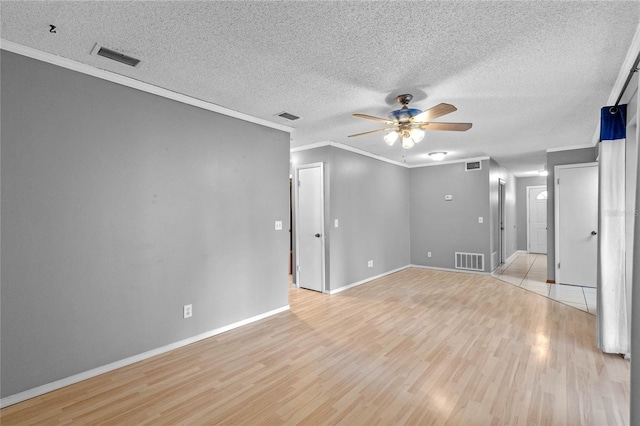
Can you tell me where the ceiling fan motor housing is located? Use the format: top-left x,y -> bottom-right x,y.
389,108 -> 421,123
390,94 -> 421,123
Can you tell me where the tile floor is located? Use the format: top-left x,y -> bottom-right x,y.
492,251 -> 596,314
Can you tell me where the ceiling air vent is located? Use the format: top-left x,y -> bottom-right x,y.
276,111 -> 300,121
465,160 -> 482,171
96,46 -> 141,67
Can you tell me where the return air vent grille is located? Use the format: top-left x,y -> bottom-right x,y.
276,111 -> 300,121
465,161 -> 481,171
455,252 -> 484,271
97,47 -> 141,67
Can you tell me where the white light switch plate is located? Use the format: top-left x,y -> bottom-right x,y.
478,217 -> 483,223
275,221 -> 283,230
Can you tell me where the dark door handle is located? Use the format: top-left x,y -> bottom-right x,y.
591,231 -> 597,235
315,233 -> 321,238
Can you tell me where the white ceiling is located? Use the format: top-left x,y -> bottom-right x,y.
2,1 -> 639,175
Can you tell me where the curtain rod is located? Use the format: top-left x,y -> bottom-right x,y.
612,50 -> 640,111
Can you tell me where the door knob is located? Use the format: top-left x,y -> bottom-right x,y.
591,231 -> 597,235
315,233 -> 321,238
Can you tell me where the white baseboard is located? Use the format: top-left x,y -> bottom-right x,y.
490,250 -> 527,275
0,305 -> 290,408
504,250 -> 524,266
410,264 -> 490,276
329,265 -> 410,294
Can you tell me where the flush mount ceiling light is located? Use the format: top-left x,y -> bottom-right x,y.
538,165 -> 548,176
348,94 -> 472,149
428,152 -> 447,161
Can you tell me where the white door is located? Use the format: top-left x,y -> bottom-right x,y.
527,186 -> 547,254
555,163 -> 598,287
295,164 -> 325,292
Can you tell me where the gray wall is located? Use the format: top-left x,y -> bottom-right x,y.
410,160 -> 492,271
328,148 -> 410,290
515,176 -> 547,251
546,147 -> 598,281
1,51 -> 290,397
291,146 -> 410,291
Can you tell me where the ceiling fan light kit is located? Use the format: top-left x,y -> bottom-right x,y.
349,93 -> 472,150
384,131 -> 399,146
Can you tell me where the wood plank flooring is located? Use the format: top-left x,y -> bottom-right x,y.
1,268 -> 630,425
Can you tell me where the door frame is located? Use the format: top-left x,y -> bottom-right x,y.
554,162 -> 599,284
526,185 -> 547,253
293,162 -> 327,293
498,178 -> 506,265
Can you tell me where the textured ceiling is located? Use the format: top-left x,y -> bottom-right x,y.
2,1 -> 639,175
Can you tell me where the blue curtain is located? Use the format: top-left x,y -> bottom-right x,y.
600,105 -> 627,141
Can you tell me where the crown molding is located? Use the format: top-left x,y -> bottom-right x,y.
289,141 -> 331,153
291,141 -> 407,167
291,141 -> 489,169
0,39 -> 293,134
407,156 -> 490,169
546,143 -> 596,153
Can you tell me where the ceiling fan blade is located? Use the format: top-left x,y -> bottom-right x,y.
418,122 -> 473,131
353,113 -> 394,124
413,103 -> 457,122
348,128 -> 394,137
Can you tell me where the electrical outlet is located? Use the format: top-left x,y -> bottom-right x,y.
335,219 -> 339,228
183,304 -> 192,319
275,221 -> 283,230
368,260 -> 373,267
428,251 -> 432,258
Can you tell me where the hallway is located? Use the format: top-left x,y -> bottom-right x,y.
493,252 -> 597,314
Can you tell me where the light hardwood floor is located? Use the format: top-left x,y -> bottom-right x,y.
1,268 -> 630,425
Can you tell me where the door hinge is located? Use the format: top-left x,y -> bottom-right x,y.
557,178 -> 560,185
296,265 -> 300,272
558,262 -> 560,269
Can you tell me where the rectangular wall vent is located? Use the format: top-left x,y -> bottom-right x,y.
465,161 -> 482,171
276,111 -> 300,121
97,47 -> 141,67
455,252 -> 484,271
